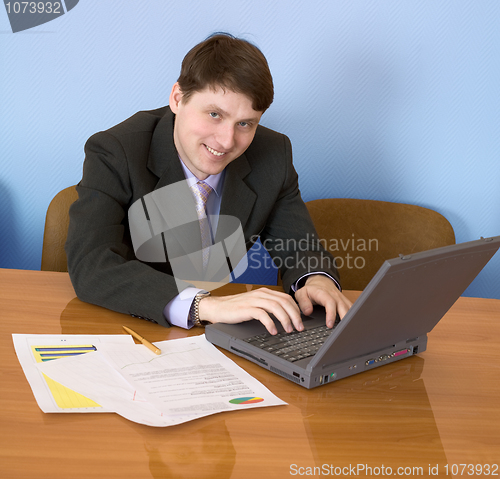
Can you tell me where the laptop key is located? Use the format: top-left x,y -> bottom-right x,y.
244,324 -> 335,362
262,337 -> 282,346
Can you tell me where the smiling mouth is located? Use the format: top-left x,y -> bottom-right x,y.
204,145 -> 226,157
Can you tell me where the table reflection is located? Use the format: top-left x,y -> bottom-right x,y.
293,357 -> 449,472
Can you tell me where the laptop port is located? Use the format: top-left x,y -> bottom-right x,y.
393,348 -> 409,358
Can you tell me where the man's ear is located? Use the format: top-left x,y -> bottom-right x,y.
169,82 -> 183,113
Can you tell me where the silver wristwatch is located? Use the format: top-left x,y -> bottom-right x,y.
190,291 -> 211,327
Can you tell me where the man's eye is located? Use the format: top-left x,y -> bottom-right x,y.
210,112 -> 219,119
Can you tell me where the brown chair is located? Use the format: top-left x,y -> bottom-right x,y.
305,198 -> 455,291
41,185 -> 78,272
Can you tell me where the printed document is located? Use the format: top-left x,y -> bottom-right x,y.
34,335 -> 286,426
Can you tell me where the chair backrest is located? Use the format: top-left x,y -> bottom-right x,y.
41,185 -> 78,272
305,198 -> 455,291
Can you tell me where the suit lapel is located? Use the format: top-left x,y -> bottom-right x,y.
147,108 -> 186,189
216,153 -> 256,243
143,109 -> 203,273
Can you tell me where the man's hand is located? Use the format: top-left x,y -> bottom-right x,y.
198,275 -> 352,334
294,275 -> 352,328
198,287 -> 304,335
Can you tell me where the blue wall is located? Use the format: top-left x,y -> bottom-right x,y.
1,0 -> 499,299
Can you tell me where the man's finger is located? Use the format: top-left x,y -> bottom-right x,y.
294,289 -> 314,317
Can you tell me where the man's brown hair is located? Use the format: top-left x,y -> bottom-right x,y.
177,33 -> 274,112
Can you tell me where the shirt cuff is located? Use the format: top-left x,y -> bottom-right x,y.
290,272 -> 342,293
163,287 -> 204,329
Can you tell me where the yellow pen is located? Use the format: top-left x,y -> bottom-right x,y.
122,326 -> 161,355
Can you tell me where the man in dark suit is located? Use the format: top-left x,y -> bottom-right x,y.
66,33 -> 352,334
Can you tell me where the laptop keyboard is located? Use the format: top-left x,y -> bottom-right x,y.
243,321 -> 337,362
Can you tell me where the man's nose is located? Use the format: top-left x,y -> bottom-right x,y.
216,124 -> 235,150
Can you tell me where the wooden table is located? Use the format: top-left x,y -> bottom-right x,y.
1,269 -> 499,478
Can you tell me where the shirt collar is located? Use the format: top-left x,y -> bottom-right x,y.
178,157 -> 224,197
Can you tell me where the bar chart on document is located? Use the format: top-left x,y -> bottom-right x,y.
31,343 -> 102,410
12,334 -> 134,413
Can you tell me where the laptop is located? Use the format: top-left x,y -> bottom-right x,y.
205,236 -> 500,389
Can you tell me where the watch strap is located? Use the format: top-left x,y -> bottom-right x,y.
190,291 -> 211,327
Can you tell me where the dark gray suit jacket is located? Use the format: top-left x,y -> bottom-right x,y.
66,107 -> 339,326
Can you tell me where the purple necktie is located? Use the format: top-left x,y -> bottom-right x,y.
190,181 -> 213,268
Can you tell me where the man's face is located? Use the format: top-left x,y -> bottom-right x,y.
169,83 -> 263,180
